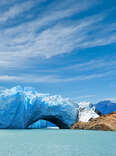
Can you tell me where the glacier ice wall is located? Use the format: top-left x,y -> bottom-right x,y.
0,86 -> 79,129
0,86 -> 106,129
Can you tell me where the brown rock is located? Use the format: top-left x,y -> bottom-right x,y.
71,111 -> 116,131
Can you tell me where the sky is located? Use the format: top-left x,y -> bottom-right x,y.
0,0 -> 116,103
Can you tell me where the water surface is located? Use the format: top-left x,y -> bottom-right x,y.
0,129 -> 116,156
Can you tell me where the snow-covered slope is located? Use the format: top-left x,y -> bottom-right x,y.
78,102 -> 99,122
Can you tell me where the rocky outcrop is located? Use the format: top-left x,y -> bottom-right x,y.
71,111 -> 116,131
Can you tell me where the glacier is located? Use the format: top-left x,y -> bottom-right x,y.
29,101 -> 99,128
78,102 -> 99,122
1,86 -> 114,129
0,86 -> 79,129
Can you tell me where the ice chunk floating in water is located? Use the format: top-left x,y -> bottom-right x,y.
0,86 -> 79,129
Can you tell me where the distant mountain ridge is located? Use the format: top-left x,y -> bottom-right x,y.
94,100 -> 116,115
72,101 -> 116,131
71,111 -> 116,131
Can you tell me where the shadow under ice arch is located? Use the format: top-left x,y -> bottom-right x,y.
27,116 -> 70,129
0,86 -> 79,129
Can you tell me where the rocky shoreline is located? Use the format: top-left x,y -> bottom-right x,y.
71,111 -> 116,131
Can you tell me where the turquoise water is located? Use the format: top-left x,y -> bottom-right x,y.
0,129 -> 116,156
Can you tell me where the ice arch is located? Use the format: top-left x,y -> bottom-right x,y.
0,86 -> 79,129
28,120 -> 58,129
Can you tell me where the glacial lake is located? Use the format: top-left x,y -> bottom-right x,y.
0,129 -> 116,156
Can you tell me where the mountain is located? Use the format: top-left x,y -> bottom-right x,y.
94,100 -> 116,115
78,102 -> 99,122
71,111 -> 116,131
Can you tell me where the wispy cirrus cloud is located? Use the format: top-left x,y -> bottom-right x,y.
75,95 -> 96,99
0,12 -> 116,67
0,0 -> 113,64
0,69 -> 115,83
60,59 -> 116,72
0,1 -> 36,23
102,98 -> 116,102
0,86 -> 6,90
0,0 -> 116,86
32,58 -> 116,75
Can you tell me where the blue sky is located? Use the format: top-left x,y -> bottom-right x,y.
0,0 -> 116,103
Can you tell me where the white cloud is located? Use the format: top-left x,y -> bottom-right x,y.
76,95 -> 96,99
0,74 -> 59,83
0,1 -> 36,23
0,0 -> 100,68
0,13 -> 113,63
0,0 -> 116,75
0,86 -> 6,90
0,70 -> 114,83
59,59 -> 116,72
102,98 -> 116,102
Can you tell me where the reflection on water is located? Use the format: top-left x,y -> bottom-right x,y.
0,129 -> 116,156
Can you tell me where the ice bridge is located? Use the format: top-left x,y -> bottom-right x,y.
0,86 -> 79,129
